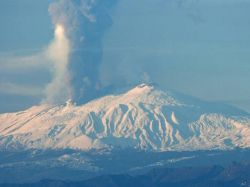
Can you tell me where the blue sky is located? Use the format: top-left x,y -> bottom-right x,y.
0,0 -> 250,113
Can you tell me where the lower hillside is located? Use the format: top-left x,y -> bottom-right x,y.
1,160 -> 250,187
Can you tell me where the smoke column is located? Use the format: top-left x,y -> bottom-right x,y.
45,24 -> 72,104
48,0 -> 117,104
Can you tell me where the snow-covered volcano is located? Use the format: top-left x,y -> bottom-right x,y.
0,83 -> 250,151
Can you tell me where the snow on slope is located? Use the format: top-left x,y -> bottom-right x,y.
0,83 -> 250,151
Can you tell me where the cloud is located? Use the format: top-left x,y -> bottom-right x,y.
48,0 -> 118,104
43,24 -> 72,104
0,25 -> 72,103
0,0 -> 116,105
0,49 -> 50,99
0,52 -> 47,71
1,0 -> 250,112
0,82 -> 43,97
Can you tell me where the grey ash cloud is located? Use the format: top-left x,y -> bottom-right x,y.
49,0 -> 117,104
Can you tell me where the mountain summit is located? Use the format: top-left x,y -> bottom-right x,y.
0,84 -> 250,151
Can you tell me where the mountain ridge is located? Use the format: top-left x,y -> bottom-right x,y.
1,160 -> 250,187
0,83 -> 250,151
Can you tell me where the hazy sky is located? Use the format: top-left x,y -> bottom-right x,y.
0,0 -> 250,113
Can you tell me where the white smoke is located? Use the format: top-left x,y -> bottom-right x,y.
44,24 -> 72,104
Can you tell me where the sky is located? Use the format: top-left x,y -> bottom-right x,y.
0,0 -> 250,113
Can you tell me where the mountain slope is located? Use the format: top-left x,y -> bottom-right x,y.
2,161 -> 250,187
0,83 -> 250,151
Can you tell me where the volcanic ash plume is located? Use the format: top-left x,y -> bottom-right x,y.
44,24 -> 72,104
48,0 -> 117,104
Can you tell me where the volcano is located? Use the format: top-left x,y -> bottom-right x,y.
1,83 -> 250,152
